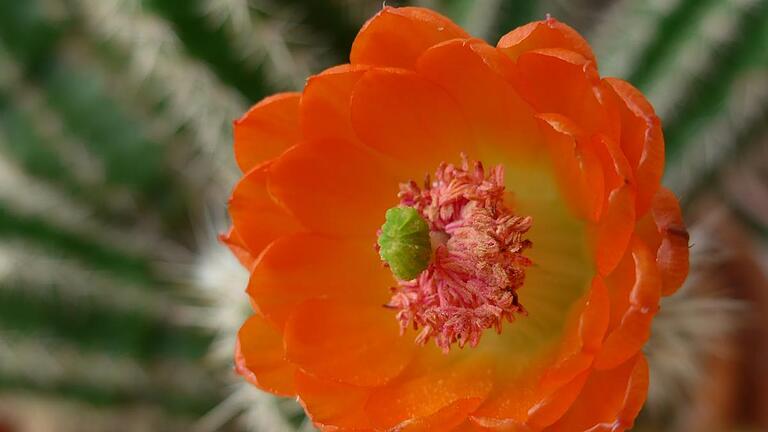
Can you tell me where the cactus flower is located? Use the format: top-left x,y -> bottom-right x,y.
223,7 -> 690,431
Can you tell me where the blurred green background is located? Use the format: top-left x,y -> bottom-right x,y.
0,0 -> 766,431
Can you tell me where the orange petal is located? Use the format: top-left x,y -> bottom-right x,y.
301,64 -> 369,143
471,373 -> 542,428
640,187 -> 690,296
234,93 -> 301,172
219,226 -> 257,270
543,277 -> 609,391
530,118 -> 635,278
527,370 -> 590,429
295,371 -> 374,431
537,114 -> 604,222
590,135 -> 637,276
229,164 -> 303,257
471,368 -> 589,430
350,68 -> 475,176
351,6 -> 468,69
603,244 -> 634,335
603,78 -> 664,217
247,233 -> 391,327
398,398 -> 487,432
595,237 -> 661,370
416,38 -> 539,155
497,17 -> 596,64
513,49 -> 619,142
546,355 -> 649,432
284,299 -> 414,387
267,139 -> 398,236
593,133 -> 635,192
235,314 -> 296,396
366,358 -> 494,430
453,419 -> 492,432
591,186 -> 636,277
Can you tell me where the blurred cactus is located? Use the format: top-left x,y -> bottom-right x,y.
0,0 -> 766,431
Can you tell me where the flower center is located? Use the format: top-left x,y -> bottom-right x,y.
377,155 -> 533,352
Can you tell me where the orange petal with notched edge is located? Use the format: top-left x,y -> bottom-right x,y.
234,93 -> 301,172
301,64 -> 369,143
366,358 -> 493,430
267,139 -> 397,236
595,237 -> 661,370
546,355 -> 649,432
416,38 -> 539,155
604,78 -> 664,217
537,114 -> 604,222
235,314 -> 296,396
497,17 -> 596,64
295,371 -> 374,431
350,68 -> 475,176
351,7 -> 468,69
284,299 -> 414,387
247,233 -> 391,327
513,49 -> 619,142
229,164 -> 303,257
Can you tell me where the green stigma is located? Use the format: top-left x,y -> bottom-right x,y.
377,207 -> 432,281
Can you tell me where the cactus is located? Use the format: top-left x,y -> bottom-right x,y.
0,0 -> 765,431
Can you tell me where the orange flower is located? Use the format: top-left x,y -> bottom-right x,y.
224,7 -> 690,431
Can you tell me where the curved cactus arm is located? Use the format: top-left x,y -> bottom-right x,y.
200,0 -> 321,90
0,9 -> 193,234
71,0 -> 247,189
625,0 -> 719,89
665,70 -> 768,203
143,0 -> 269,101
0,331 -> 222,416
590,0 -> 689,79
642,0 -> 761,121
663,2 -> 768,173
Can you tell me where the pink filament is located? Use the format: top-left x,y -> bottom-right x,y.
389,155 -> 532,352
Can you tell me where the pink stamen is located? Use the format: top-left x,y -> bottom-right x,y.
388,155 -> 532,352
